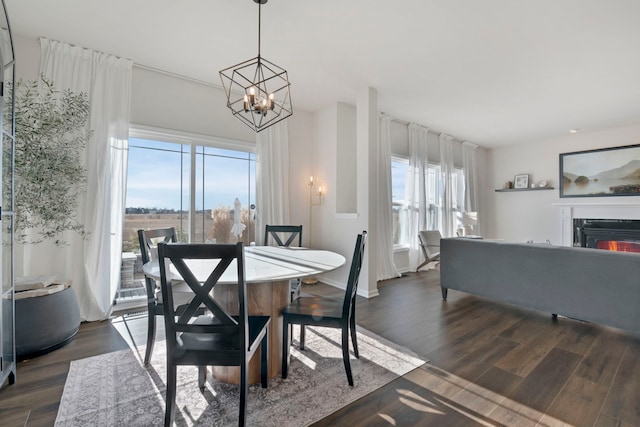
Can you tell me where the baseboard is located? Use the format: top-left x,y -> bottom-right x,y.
319,276 -> 380,299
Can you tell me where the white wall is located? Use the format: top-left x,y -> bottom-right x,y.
286,109 -> 315,236
130,67 -> 254,142
485,124 -> 640,243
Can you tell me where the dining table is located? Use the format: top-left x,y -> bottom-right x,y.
143,244 -> 346,384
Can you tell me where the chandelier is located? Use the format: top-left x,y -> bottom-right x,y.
219,0 -> 293,133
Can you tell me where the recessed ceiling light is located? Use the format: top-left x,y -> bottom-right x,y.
569,128 -> 579,134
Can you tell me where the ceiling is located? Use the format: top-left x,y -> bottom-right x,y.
6,0 -> 640,147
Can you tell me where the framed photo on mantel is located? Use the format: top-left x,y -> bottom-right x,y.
559,143 -> 640,198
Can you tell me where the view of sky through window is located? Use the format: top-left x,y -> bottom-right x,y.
126,138 -> 255,211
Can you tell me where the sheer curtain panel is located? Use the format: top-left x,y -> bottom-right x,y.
407,124 -> 430,270
439,134 -> 455,237
462,141 -> 480,235
256,121 -> 290,245
376,115 -> 400,281
19,38 -> 133,321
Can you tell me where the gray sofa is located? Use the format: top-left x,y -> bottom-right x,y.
440,238 -> 640,334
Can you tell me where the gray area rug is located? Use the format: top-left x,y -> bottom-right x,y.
55,326 -> 427,426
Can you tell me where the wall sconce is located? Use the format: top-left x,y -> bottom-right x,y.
309,175 -> 323,206
305,175 -> 324,284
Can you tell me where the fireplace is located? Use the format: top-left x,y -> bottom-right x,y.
573,219 -> 640,253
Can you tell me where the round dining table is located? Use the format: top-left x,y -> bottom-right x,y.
143,245 -> 346,384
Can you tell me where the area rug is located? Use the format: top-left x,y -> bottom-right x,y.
55,326 -> 427,426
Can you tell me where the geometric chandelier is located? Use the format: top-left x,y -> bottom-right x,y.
219,0 -> 293,133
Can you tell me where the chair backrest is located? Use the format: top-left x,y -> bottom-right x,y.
264,225 -> 302,247
418,230 -> 442,259
157,242 -> 249,356
342,231 -> 367,318
138,227 -> 177,265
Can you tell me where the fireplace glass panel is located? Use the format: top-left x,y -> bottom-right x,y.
595,240 -> 640,253
574,218 -> 640,252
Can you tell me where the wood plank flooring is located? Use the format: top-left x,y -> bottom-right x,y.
314,271 -> 640,427
2,270 -> 640,426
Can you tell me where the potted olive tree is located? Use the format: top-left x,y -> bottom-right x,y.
7,76 -> 91,358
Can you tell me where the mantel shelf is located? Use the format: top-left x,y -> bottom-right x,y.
495,187 -> 555,192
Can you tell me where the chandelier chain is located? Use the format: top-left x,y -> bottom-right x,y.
257,1 -> 261,58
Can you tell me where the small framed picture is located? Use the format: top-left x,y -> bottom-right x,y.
514,174 -> 529,189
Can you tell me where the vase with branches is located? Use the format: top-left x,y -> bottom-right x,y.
6,75 -> 91,245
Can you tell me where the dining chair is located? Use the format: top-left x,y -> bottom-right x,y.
416,230 -> 441,272
281,231 -> 367,386
138,228 -> 182,365
264,225 -> 302,247
264,225 -> 303,300
158,241 -> 270,427
138,228 -> 203,366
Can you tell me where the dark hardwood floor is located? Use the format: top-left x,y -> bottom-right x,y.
2,270 -> 640,426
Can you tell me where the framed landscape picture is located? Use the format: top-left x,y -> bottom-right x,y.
559,144 -> 640,198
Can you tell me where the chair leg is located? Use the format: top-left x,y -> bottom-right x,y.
341,327 -> 354,386
260,332 -> 268,388
198,366 -> 207,392
350,314 -> 359,359
300,324 -> 306,350
282,317 -> 290,379
144,312 -> 156,366
165,363 -> 177,427
239,359 -> 248,427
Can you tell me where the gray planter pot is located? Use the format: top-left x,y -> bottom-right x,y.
15,287 -> 81,359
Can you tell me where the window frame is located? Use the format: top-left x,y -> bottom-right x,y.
390,155 -> 465,248
128,124 -> 256,244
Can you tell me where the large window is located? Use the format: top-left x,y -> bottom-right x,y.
391,157 -> 464,247
117,130 -> 255,305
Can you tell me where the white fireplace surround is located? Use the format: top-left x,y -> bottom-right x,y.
554,201 -> 640,246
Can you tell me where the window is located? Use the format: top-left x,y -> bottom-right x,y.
391,158 -> 410,247
123,138 -> 191,250
391,156 -> 465,247
117,130 -> 255,305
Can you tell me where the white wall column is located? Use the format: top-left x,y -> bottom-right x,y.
357,87 -> 379,298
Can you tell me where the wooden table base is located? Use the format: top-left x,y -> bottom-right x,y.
211,279 -> 290,384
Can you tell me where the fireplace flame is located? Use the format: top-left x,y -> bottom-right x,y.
597,240 -> 640,253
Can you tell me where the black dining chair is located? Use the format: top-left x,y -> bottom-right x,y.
138,228 -> 188,366
264,225 -> 303,248
158,242 -> 270,427
281,231 -> 367,386
264,225 -> 303,300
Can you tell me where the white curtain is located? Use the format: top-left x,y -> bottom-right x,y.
376,115 -> 400,281
462,141 -> 480,235
407,123 -> 430,269
439,133 -> 455,237
256,121 -> 290,245
21,38 -> 133,321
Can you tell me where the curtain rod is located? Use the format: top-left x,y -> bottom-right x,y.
382,113 -> 448,138
133,63 -> 223,90
382,112 -> 478,145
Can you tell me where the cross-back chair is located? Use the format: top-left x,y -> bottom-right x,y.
264,224 -> 303,248
264,225 -> 303,299
138,227 -> 194,366
281,231 -> 367,386
158,242 -> 270,427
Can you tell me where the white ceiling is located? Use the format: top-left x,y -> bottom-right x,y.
6,0 -> 640,147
